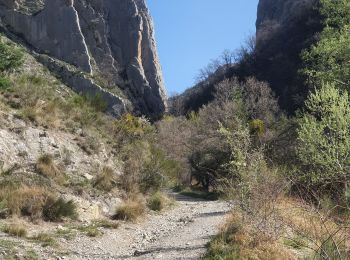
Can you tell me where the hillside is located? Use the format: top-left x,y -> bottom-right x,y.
0,0 -> 167,117
171,0 -> 322,114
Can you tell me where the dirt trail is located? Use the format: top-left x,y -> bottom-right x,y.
65,193 -> 231,260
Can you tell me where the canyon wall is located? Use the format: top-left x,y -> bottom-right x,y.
255,0 -> 321,110
0,0 -> 167,116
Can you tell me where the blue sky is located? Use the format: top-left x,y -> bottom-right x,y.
147,0 -> 259,95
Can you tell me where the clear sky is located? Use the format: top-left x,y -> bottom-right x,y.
147,0 -> 259,95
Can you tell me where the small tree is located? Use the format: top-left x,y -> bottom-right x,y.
301,0 -> 350,89
296,83 -> 350,196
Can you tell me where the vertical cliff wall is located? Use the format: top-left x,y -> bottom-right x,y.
255,0 -> 321,111
0,0 -> 167,117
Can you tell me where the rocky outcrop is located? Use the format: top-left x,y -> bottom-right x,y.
0,0 -> 167,117
255,0 -> 322,111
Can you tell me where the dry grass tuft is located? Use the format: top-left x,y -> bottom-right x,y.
205,212 -> 296,260
76,224 -> 101,237
0,185 -> 48,219
0,183 -> 77,222
36,154 -> 66,184
29,232 -> 57,247
93,166 -> 116,192
147,192 -> 174,211
1,223 -> 27,238
207,197 -> 350,259
277,197 -> 350,259
113,197 -> 146,222
92,219 -> 119,229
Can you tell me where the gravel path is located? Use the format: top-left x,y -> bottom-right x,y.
65,193 -> 231,260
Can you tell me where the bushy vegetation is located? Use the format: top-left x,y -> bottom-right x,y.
0,178 -> 77,222
42,197 -> 77,222
158,77 -> 280,194
205,213 -> 294,260
156,1 -> 350,257
295,83 -> 350,201
147,192 -> 174,211
0,37 -> 22,93
114,114 -> 181,194
302,0 -> 350,89
0,41 -> 23,72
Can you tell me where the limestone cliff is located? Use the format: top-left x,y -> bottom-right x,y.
255,0 -> 321,111
0,0 -> 167,117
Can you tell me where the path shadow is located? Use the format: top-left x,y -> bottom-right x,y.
167,191 -> 218,202
118,244 -> 206,259
171,193 -> 207,202
196,210 -> 229,218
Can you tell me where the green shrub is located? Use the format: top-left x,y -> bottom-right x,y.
139,146 -> 177,193
114,113 -> 154,141
249,119 -> 265,136
147,192 -> 172,211
0,39 -> 23,72
86,93 -> 107,112
76,224 -> 101,237
29,233 -> 57,247
42,197 -> 77,222
301,0 -> 350,89
205,214 -> 243,259
71,93 -> 107,112
92,219 -> 119,229
118,140 -> 149,193
0,76 -> 10,90
296,83 -> 350,196
119,140 -> 179,194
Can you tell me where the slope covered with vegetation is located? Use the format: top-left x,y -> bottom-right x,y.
0,36 -> 178,258
164,0 -> 350,258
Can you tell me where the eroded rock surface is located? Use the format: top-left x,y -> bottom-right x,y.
255,0 -> 321,111
0,0 -> 167,116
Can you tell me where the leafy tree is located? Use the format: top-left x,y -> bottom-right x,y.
301,0 -> 350,88
319,0 -> 350,28
296,83 -> 350,193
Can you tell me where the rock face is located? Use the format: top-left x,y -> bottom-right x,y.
255,0 -> 322,111
0,0 -> 167,117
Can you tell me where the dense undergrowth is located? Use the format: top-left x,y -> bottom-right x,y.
164,0 -> 350,258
